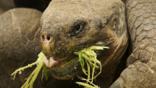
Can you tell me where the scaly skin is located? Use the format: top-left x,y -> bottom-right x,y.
110,0 -> 156,88
40,0 -> 128,87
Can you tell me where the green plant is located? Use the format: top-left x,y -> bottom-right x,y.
75,45 -> 109,88
11,45 -> 108,88
11,52 -> 46,88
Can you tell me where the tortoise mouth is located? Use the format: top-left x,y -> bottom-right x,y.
43,54 -> 80,80
42,41 -> 111,80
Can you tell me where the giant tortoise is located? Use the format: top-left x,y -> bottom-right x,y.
0,0 -> 155,88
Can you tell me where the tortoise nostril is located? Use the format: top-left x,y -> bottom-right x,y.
41,33 -> 52,55
41,33 -> 52,41
41,35 -> 45,40
47,34 -> 51,40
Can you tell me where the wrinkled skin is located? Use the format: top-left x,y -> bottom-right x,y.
0,0 -> 155,88
110,0 -> 156,88
40,0 -> 128,87
0,0 -> 153,88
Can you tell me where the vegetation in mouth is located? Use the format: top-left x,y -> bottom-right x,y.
75,45 -> 109,88
11,45 -> 108,88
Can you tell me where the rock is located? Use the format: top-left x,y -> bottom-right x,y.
0,8 -> 41,88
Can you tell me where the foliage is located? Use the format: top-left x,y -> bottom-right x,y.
11,45 -> 108,88
11,52 -> 46,88
75,45 -> 109,88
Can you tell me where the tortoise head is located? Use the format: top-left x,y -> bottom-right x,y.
40,0 -> 128,80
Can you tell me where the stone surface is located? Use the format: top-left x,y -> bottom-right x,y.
0,8 -> 41,88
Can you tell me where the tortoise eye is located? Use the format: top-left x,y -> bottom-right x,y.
68,20 -> 86,37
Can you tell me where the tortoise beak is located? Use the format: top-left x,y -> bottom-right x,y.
40,32 -> 58,68
43,56 -> 58,68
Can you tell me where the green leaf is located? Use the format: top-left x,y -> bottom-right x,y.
75,45 -> 109,88
11,52 -> 46,88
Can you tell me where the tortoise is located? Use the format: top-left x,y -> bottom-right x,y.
0,0 -> 155,88
111,0 -> 156,88
40,0 -> 128,88
40,0 -> 156,88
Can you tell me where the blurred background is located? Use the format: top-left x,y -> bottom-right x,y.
0,0 -> 51,14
